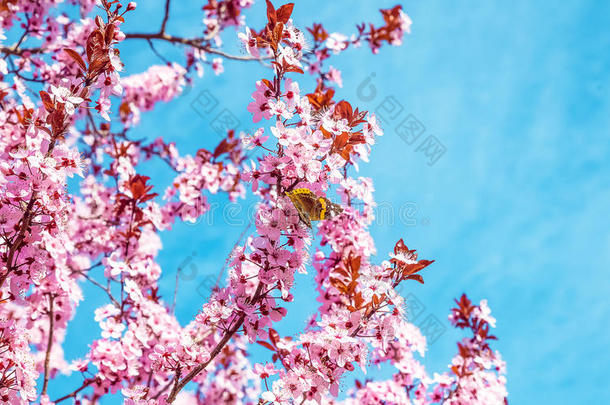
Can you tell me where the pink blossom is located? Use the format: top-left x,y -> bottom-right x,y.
326,33 -> 349,53
50,84 -> 83,115
212,57 -> 224,75
238,27 -> 260,57
247,81 -> 273,123
327,66 -> 343,88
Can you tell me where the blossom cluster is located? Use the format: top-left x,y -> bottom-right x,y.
0,0 -> 507,404
119,63 -> 187,127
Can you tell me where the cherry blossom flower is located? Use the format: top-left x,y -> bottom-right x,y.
238,27 -> 260,57
50,84 -> 83,115
247,81 -> 273,123
326,33 -> 349,53
327,66 -> 343,88
212,57 -> 224,75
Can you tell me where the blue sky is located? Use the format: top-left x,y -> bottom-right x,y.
50,1 -> 610,403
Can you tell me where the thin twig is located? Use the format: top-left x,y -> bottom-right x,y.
166,282 -> 265,402
160,0 -> 172,34
170,257 -> 184,315
124,32 -> 271,62
79,271 -> 120,307
215,220 -> 252,289
151,378 -> 175,400
146,38 -> 171,64
53,378 -> 95,403
41,294 -> 55,396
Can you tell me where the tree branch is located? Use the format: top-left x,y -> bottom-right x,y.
41,294 -> 55,396
146,38 -> 171,64
0,194 -> 37,289
160,0 -> 172,35
78,270 -> 121,308
166,282 -> 265,402
53,378 -> 95,403
124,32 -> 270,62
0,124 -> 66,290
0,45 -> 45,56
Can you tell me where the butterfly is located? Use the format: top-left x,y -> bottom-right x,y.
285,188 -> 343,228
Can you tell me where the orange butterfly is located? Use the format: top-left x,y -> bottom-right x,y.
285,188 -> 343,228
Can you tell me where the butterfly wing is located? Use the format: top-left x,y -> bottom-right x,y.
287,189 -> 316,228
322,199 -> 343,219
286,188 -> 343,228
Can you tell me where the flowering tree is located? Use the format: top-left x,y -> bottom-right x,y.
0,0 -> 507,404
